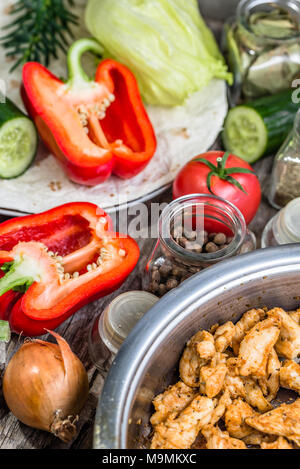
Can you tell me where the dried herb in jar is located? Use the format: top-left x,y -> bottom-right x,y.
249,7 -> 300,39
225,1 -> 300,100
269,110 -> 300,209
244,42 -> 300,97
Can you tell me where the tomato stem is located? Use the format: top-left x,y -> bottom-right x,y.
193,152 -> 256,195
216,157 -> 224,177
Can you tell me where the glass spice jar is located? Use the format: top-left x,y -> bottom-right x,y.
261,197 -> 300,248
88,291 -> 159,376
145,194 -> 256,297
223,0 -> 300,102
269,109 -> 300,209
0,320 -> 10,366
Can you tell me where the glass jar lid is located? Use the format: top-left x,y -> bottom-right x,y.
99,291 -> 159,354
274,198 -> 300,244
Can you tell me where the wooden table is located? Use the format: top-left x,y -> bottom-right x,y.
0,16 -> 278,448
0,155 -> 277,449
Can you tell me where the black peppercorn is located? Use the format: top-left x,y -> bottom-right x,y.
166,278 -> 179,290
158,284 -> 167,296
149,281 -> 159,293
214,233 -> 227,245
205,242 -> 219,253
159,264 -> 172,277
151,269 -> 161,283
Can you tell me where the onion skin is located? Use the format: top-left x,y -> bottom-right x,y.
3,330 -> 89,442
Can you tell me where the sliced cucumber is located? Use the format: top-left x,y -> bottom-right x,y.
0,97 -> 38,179
223,90 -> 300,163
222,106 -> 268,163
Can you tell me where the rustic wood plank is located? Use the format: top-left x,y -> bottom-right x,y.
0,157 -> 276,449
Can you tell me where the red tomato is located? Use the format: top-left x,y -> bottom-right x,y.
173,151 -> 261,225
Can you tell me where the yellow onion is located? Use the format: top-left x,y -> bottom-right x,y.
3,330 -> 89,442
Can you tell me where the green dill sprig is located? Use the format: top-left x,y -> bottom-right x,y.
1,0 -> 79,72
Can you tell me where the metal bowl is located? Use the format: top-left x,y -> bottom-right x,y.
94,245 -> 300,449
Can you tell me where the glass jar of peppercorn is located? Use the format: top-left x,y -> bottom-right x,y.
145,194 -> 256,297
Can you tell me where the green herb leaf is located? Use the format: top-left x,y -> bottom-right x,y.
1,0 -> 79,72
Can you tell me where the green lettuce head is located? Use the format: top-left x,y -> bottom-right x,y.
85,0 -> 232,107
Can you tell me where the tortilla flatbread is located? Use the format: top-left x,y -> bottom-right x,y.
0,0 -> 227,215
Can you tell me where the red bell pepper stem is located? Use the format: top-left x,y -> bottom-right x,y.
0,265 -> 35,297
66,38 -> 104,90
0,269 -> 20,322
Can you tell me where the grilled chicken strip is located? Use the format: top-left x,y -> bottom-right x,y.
243,377 -> 273,412
280,360 -> 300,394
224,358 -> 272,411
246,398 -> 300,446
214,322 -> 235,353
151,395 -> 214,449
196,331 -> 216,360
151,306 -> 300,450
225,398 -> 257,439
150,381 -> 196,426
199,352 -> 227,398
179,330 -> 214,387
211,390 -> 232,426
232,308 -> 266,355
242,432 -> 273,446
268,308 -> 300,359
261,437 -> 293,449
224,358 -> 247,399
288,309 -> 300,325
237,317 -> 281,378
202,425 -> 247,449
258,348 -> 281,401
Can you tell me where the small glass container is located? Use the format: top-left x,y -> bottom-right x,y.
88,291 -> 159,375
223,0 -> 300,102
262,197 -> 300,248
269,109 -> 300,209
0,320 -> 10,365
145,194 -> 256,297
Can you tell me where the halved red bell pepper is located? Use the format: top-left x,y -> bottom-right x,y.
0,202 -> 139,336
22,38 -> 157,186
